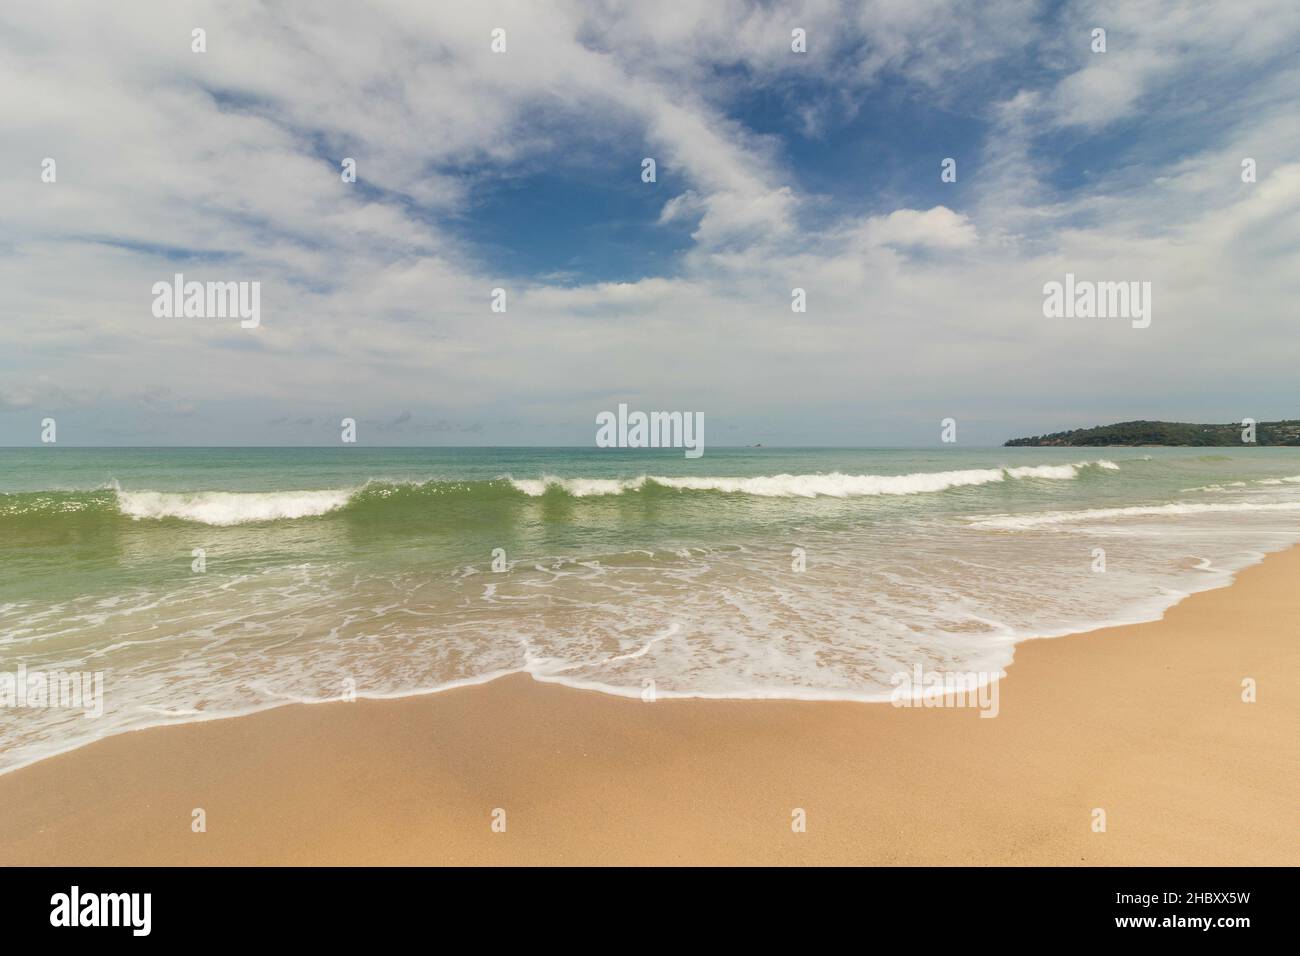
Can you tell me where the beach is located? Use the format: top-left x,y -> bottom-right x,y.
1,543 -> 1296,867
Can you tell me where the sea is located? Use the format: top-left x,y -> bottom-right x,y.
3,445 -> 1300,774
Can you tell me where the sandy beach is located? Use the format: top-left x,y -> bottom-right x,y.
1,546 -> 1297,867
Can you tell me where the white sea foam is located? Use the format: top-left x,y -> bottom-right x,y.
116,489 -> 352,525
970,500 -> 1300,530
1189,475 -> 1300,490
509,460 -> 1117,499
508,476 -> 648,497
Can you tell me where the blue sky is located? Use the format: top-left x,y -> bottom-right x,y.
1,0 -> 1298,446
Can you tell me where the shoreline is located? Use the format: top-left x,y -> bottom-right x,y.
1,535 -> 1286,780
2,546 -> 1298,865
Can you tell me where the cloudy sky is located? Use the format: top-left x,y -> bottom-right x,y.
2,0 -> 1298,446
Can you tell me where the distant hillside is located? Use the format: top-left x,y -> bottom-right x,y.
1004,420 -> 1300,447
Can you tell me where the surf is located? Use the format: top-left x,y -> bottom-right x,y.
114,489 -> 353,525
969,500 -> 1300,530
0,460 -> 1124,526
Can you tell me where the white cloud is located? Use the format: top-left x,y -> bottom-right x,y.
857,207 -> 979,250
1,0 -> 1298,445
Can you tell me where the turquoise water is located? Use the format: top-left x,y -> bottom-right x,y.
3,446 -> 1300,773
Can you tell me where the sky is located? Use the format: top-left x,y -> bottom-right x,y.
1,0 -> 1298,447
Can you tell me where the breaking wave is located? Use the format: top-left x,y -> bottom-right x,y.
508,460 -> 1118,499
115,489 -> 353,525
0,460 -> 1121,526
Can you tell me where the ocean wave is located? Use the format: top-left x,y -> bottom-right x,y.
970,501 -> 1300,530
115,489 -> 352,525
510,460 -> 1118,499
508,476 -> 648,497
0,460 -> 1120,526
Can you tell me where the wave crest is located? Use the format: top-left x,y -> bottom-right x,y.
1,460 -> 1120,526
116,489 -> 352,525
510,460 -> 1117,499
